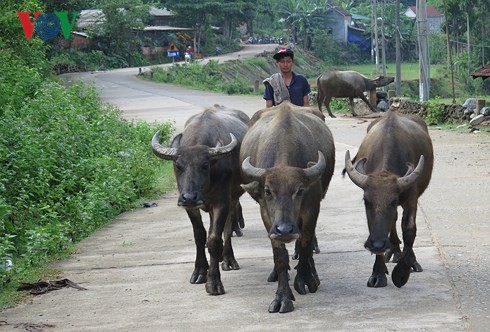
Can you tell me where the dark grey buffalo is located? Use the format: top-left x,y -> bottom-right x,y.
317,70 -> 394,117
152,105 -> 249,295
240,101 -> 335,313
344,110 -> 433,288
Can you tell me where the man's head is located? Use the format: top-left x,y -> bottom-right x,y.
273,48 -> 294,61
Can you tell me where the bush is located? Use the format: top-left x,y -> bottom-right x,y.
0,82 -> 174,285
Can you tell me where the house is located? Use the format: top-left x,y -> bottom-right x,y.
404,6 -> 443,33
73,7 -> 194,59
323,6 -> 371,52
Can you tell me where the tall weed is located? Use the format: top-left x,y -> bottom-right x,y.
0,82 -> 174,285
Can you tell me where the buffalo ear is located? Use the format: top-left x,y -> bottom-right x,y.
241,181 -> 262,201
171,134 -> 183,148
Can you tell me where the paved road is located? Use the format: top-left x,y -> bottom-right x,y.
1,44 -> 488,332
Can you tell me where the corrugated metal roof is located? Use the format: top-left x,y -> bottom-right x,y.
143,26 -> 194,31
149,7 -> 173,16
471,64 -> 490,80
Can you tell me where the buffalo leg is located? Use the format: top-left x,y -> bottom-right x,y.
392,205 -> 421,288
186,208 -> 209,284
222,201 -> 240,271
205,204 -> 229,295
232,201 -> 244,237
294,208 -> 320,294
269,244 -> 295,313
348,97 -> 358,117
367,254 -> 388,288
324,97 -> 336,118
384,223 -> 402,263
359,94 -> 377,113
292,234 -> 320,260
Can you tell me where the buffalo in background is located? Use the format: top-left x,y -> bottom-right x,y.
317,70 -> 394,117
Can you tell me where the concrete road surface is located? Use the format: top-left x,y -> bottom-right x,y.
1,44 -> 488,332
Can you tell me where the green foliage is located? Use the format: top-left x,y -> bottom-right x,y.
423,98 -> 446,125
0,61 -> 174,288
149,60 -> 253,95
429,34 -> 448,65
311,30 -> 361,65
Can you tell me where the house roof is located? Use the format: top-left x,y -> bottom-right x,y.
76,7 -> 174,29
471,64 -> 490,80
143,26 -> 194,32
406,6 -> 442,17
329,6 -> 351,17
149,7 -> 173,16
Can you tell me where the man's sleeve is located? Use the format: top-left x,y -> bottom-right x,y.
263,82 -> 274,101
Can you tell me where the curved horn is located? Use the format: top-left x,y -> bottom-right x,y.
151,130 -> 178,160
208,133 -> 238,159
241,156 -> 266,181
397,155 -> 425,192
344,150 -> 368,189
303,151 -> 326,179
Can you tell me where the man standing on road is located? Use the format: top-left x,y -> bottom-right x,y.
263,48 -> 311,107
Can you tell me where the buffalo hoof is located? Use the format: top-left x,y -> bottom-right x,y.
392,262 -> 411,288
367,273 -> 387,288
205,279 -> 225,295
221,257 -> 240,271
190,267 -> 207,284
232,227 -> 243,237
412,261 -> 423,272
294,272 -> 319,295
269,295 -> 295,313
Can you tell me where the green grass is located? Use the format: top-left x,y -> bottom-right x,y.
336,62 -> 446,81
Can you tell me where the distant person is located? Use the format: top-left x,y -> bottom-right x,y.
263,48 -> 310,108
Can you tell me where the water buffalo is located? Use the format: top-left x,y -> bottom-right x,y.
317,70 -> 394,118
343,110 -> 433,288
152,105 -> 249,295
240,101 -> 335,313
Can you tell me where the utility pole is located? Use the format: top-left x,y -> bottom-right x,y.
417,0 -> 430,101
372,0 -> 379,75
381,0 -> 387,81
395,0 -> 401,96
443,0 -> 456,103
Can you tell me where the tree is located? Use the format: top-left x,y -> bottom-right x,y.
90,0 -> 149,66
278,0 -> 326,49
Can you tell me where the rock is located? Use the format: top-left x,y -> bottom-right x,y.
377,100 -> 389,112
469,114 -> 485,126
462,98 -> 477,111
480,107 -> 490,116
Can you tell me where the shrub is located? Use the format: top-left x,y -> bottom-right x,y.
0,82 -> 174,285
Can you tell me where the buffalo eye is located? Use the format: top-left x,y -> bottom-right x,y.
174,163 -> 184,173
200,162 -> 210,171
390,199 -> 398,207
264,187 -> 272,198
296,187 -> 304,197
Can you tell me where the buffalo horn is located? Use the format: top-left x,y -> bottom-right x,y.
303,151 -> 326,179
241,157 -> 266,180
208,133 -> 238,159
151,130 -> 178,160
397,155 -> 425,192
344,150 -> 368,189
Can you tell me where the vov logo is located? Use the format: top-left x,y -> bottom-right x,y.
17,11 -> 80,41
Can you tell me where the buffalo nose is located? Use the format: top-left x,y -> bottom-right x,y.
273,223 -> 297,235
370,240 -> 386,251
180,192 -> 198,203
